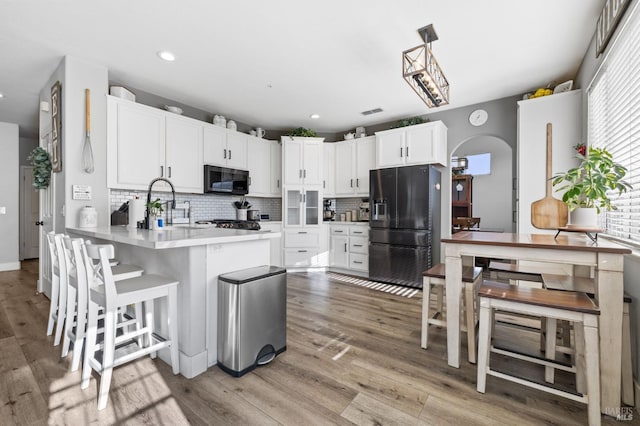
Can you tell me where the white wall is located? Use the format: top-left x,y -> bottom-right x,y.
453,136 -> 513,232
19,137 -> 38,166
0,122 -> 20,271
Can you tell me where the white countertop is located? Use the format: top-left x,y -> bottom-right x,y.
68,225 -> 281,249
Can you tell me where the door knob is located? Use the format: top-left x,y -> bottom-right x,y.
35,221 -> 44,226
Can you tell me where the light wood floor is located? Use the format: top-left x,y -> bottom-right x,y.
0,261 -> 629,425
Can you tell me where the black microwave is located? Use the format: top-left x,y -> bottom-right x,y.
204,165 -> 249,195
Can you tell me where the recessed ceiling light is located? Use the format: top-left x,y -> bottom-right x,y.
310,114 -> 320,119
157,51 -> 176,61
0,93 -> 4,98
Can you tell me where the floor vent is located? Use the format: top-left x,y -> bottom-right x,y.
325,272 -> 421,298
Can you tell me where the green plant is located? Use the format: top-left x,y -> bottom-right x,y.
146,198 -> 164,217
28,147 -> 52,190
287,127 -> 317,137
552,147 -> 632,213
394,116 -> 428,128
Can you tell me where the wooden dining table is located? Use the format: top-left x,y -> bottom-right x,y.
441,231 -> 631,413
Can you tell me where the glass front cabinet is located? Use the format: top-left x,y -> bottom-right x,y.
285,187 -> 321,226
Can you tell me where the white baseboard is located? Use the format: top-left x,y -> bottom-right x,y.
157,347 -> 208,379
0,262 -> 20,272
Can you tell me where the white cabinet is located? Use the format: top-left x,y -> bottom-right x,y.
282,137 -> 324,186
107,96 -> 203,193
283,228 -> 324,267
323,143 -> 336,197
259,222 -> 282,267
165,116 -> 204,193
329,224 -> 369,274
517,90 -> 582,235
203,126 -> 248,170
247,137 -> 271,196
375,121 -> 447,168
284,188 -> 321,227
270,141 -> 282,196
335,137 -> 375,196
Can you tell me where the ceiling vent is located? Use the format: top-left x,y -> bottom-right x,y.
361,108 -> 383,116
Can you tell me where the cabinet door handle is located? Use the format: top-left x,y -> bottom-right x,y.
344,243 -> 347,252
298,250 -> 307,253
406,146 -> 409,157
303,193 -> 306,203
350,179 -> 353,188
277,179 -> 280,188
229,150 -> 232,159
356,178 -> 359,187
168,166 -> 172,178
248,176 -> 252,186
303,169 -> 307,178
400,147 -> 403,157
353,244 -> 363,247
224,149 -> 227,159
298,231 -> 308,234
353,260 -> 363,264
353,231 -> 363,234
323,180 -> 325,189
334,230 -> 343,233
299,169 -> 302,178
160,165 -> 164,177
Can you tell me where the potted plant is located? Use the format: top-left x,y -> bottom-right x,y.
552,145 -> 632,227
286,127 -> 317,138
146,198 -> 164,229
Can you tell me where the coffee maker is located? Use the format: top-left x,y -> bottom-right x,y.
358,199 -> 370,221
323,199 -> 335,221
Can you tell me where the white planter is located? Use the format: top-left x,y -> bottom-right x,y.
569,207 -> 598,228
236,209 -> 247,221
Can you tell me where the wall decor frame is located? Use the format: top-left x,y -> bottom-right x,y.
51,80 -> 62,172
596,0 -> 631,57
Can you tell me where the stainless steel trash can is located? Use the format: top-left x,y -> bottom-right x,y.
218,265 -> 286,377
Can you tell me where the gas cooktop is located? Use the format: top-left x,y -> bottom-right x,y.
195,219 -> 261,230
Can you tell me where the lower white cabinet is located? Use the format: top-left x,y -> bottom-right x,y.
259,222 -> 282,267
329,224 -> 369,274
283,227 -> 328,267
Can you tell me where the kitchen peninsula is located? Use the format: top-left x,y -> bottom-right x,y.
69,225 -> 280,378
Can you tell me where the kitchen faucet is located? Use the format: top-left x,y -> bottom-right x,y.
145,177 -> 176,229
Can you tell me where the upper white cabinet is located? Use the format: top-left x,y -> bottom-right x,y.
375,121 -> 447,168
335,136 -> 375,197
107,96 -> 203,193
517,90 -> 582,235
203,126 -> 248,170
247,137 -> 281,197
323,143 -> 336,197
282,137 -> 324,186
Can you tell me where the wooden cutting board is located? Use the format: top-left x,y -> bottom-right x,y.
530,123 -> 568,229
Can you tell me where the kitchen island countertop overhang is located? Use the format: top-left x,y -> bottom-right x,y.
68,225 -> 281,379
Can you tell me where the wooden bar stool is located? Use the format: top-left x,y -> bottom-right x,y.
477,281 -> 601,426
80,243 -> 180,410
422,264 -> 482,363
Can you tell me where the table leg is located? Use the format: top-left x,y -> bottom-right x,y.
446,254 -> 463,368
596,253 -> 624,413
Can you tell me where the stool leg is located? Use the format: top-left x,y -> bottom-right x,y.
145,300 -> 156,359
622,302 -> 634,406
81,300 -> 99,390
476,301 -> 492,393
436,283 -> 444,317
574,319 -> 586,395
97,307 -> 116,410
540,317 -> 547,352
53,280 -> 67,346
168,286 -> 180,375
545,318 -> 557,383
421,278 -> 432,349
47,274 -> 59,336
71,289 -> 88,372
465,282 -> 477,364
61,286 -> 77,358
580,321 -> 601,426
134,302 -> 144,348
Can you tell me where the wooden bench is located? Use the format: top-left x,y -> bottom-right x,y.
488,260 -> 544,283
422,264 -> 482,363
477,281 -> 601,426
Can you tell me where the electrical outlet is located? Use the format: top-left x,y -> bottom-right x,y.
0,207 -> 6,214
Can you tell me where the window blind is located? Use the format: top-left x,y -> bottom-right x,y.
588,4 -> 640,244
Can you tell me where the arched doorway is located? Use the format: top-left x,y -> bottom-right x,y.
451,135 -> 514,233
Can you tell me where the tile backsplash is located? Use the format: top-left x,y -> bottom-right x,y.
110,190 -> 282,222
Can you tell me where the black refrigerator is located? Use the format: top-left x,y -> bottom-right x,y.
369,165 -> 441,288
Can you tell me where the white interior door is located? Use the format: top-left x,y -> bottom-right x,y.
20,167 -> 40,259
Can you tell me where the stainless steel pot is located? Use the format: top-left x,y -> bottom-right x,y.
247,209 -> 260,221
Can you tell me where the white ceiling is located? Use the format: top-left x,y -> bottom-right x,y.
1,0 -> 605,139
